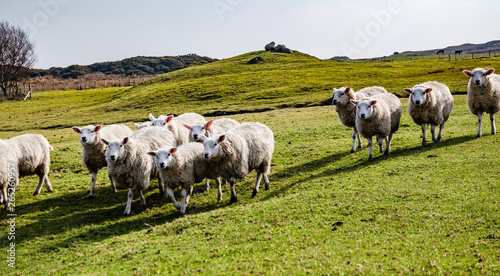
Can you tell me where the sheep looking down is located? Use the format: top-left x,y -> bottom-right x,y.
71,124 -> 133,198
404,81 -> 454,146
463,68 -> 500,137
332,86 -> 387,152
352,93 -> 402,160
0,134 -> 54,210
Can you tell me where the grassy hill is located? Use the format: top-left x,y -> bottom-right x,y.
0,51 -> 499,274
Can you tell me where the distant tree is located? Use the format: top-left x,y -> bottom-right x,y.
0,21 -> 37,98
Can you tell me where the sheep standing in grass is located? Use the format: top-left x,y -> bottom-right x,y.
103,127 -> 176,215
0,134 -> 54,210
463,68 -> 500,137
71,124 -> 133,198
332,86 -> 387,152
148,143 -> 220,214
352,93 -> 402,160
201,122 -> 274,203
404,81 -> 454,146
150,113 -> 206,145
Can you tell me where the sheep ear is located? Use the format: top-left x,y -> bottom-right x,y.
166,115 -> 174,123
425,88 -> 432,93
101,139 -> 109,145
94,125 -> 102,132
463,70 -> 473,77
403,88 -> 412,94
170,148 -> 177,154
147,151 -> 157,157
218,135 -> 226,143
149,114 -> 156,121
205,120 -> 214,128
370,100 -> 377,105
345,87 -> 351,93
123,137 -> 129,144
183,124 -> 192,130
486,68 -> 495,75
72,127 -> 81,134
134,123 -> 140,129
350,100 -> 358,105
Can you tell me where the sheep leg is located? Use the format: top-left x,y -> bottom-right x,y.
490,113 -> 496,135
229,177 -> 238,203
2,188 -> 7,211
44,175 -> 53,192
385,134 -> 393,155
431,125 -> 437,142
263,174 -> 270,190
437,123 -> 444,142
204,178 -> 210,192
356,129 -> 363,149
377,136 -> 385,153
367,137 -> 373,160
215,178 -> 223,201
252,173 -> 263,198
421,124 -> 427,146
166,186 -> 181,210
33,175 -> 45,196
351,129 -> 357,153
139,191 -> 146,206
477,113 -> 483,137
124,189 -> 135,215
109,173 -> 117,193
88,172 -> 97,198
180,189 -> 188,215
157,177 -> 165,197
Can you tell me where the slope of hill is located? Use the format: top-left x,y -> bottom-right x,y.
29,54 -> 217,78
401,40 -> 500,55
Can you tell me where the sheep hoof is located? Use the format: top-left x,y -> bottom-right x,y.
230,196 -> 238,203
368,156 -> 373,161
33,191 -> 40,196
251,190 -> 258,198
265,185 -> 270,191
350,149 -> 356,153
476,134 -> 482,138
88,195 -> 95,199
217,195 -> 222,202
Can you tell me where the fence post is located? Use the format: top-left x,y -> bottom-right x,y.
472,53 -> 474,59
104,80 -> 107,87
95,81 -> 97,88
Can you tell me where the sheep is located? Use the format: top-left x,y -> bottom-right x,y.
201,122 -> 274,202
0,134 -> 54,210
134,121 -> 152,130
150,113 -> 206,145
148,143 -> 221,214
102,127 -> 176,215
404,81 -> 454,146
351,93 -> 402,160
463,68 -> 500,137
71,124 -> 133,198
332,86 -> 387,152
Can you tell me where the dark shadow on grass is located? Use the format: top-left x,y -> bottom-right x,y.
260,134 -> 478,201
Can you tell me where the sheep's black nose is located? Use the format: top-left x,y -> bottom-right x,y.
110,155 -> 116,161
193,134 -> 198,140
360,114 -> 366,119
204,153 -> 210,159
81,137 -> 87,142
159,162 -> 165,168
475,80 -> 480,85
415,100 -> 421,105
332,99 -> 338,105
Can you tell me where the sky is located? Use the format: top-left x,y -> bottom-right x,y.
1,0 -> 499,69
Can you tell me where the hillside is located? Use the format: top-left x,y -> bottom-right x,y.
29,54 -> 217,78
401,40 -> 500,55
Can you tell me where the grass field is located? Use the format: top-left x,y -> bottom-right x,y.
0,51 -> 499,275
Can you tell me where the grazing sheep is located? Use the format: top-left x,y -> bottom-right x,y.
404,81 -> 454,146
102,127 -> 176,215
332,86 -> 387,152
352,93 -> 402,160
0,134 -> 54,210
201,122 -> 274,202
463,68 -> 500,137
71,124 -> 133,198
148,143 -> 221,214
184,118 -> 239,192
135,121 -> 152,130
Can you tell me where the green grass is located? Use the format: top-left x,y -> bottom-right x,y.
0,51 -> 499,275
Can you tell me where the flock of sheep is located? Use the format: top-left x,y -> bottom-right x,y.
332,68 -> 500,160
0,67 -> 499,215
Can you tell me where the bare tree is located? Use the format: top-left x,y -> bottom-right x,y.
0,21 -> 37,98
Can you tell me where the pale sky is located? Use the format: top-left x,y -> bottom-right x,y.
1,0 -> 499,69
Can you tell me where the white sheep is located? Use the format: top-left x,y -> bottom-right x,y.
404,81 -> 454,146
463,68 -> 500,137
134,121 -> 152,130
332,86 -> 387,152
71,124 -> 133,198
201,122 -> 274,202
102,127 -> 177,215
151,113 -> 206,145
352,93 -> 402,160
148,143 -> 221,214
0,134 -> 54,210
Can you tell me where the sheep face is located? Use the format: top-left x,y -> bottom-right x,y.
106,138 -> 129,162
464,68 -> 495,86
202,135 -> 224,160
332,87 -> 352,106
72,125 -> 102,145
152,118 -> 167,127
149,148 -> 176,169
404,87 -> 431,106
352,99 -> 377,119
187,120 -> 213,141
